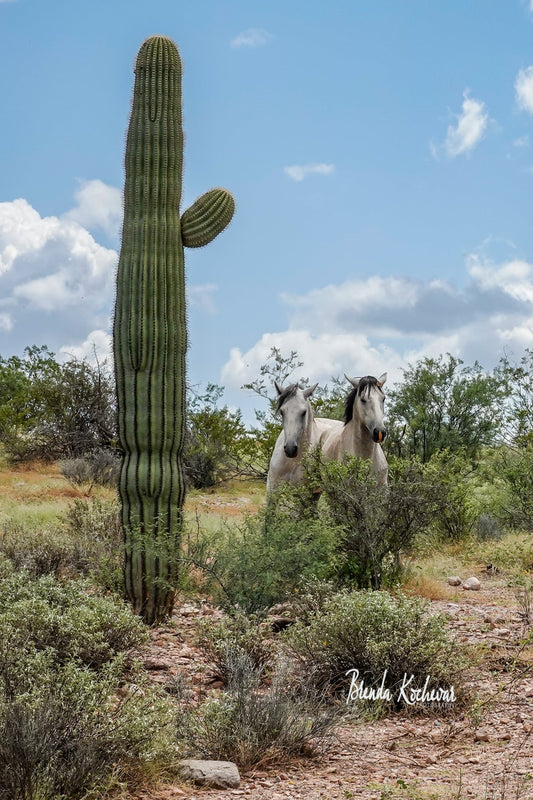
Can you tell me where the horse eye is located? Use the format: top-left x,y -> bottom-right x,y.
360,397 -> 367,404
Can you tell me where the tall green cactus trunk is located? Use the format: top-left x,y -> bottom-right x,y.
113,35 -> 234,624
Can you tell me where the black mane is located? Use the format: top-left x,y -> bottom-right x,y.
343,376 -> 383,424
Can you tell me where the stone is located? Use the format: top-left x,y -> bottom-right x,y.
462,577 -> 481,591
447,576 -> 462,586
180,759 -> 241,789
492,628 -> 511,637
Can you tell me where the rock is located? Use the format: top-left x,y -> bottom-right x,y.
492,628 -> 511,637
447,576 -> 462,586
462,577 -> 481,591
180,759 -> 241,789
474,729 -> 490,742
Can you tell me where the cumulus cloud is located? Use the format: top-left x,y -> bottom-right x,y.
59,329 -> 112,364
444,91 -> 488,157
63,179 -> 122,238
0,196 -> 117,354
516,66 -> 533,114
230,28 -> 272,48
222,253 -> 533,391
284,163 -> 335,182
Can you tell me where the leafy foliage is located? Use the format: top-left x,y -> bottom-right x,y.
283,588 -> 464,708
0,571 -> 147,668
318,454 -> 443,588
386,354 -> 505,461
0,345 -> 116,462
188,496 -> 339,613
184,383 -> 258,487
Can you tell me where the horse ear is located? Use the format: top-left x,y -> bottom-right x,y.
345,374 -> 361,389
303,383 -> 318,399
377,372 -> 387,387
274,381 -> 283,396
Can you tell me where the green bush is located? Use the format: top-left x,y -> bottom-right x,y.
182,651 -> 338,770
62,497 -> 123,592
193,501 -> 339,613
283,589 -> 464,711
0,645 -> 174,800
0,572 -> 147,668
0,499 -> 123,592
493,446 -> 533,531
319,455 -> 442,588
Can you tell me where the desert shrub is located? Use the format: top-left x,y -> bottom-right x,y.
193,502 -> 339,613
182,650 -> 338,770
493,446 -> 533,531
319,455 -> 442,589
283,589 -> 464,711
62,497 -> 123,591
0,572 -> 147,668
475,513 -> 504,541
196,610 -> 274,683
0,499 -> 123,592
0,520 -> 75,578
61,450 -> 120,490
421,450 -> 477,541
0,645 -> 174,800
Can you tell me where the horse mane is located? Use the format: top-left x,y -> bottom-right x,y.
275,383 -> 300,413
343,376 -> 382,425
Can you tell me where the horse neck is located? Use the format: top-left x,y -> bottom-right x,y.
345,412 -> 375,458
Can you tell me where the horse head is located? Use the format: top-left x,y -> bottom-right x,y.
344,373 -> 387,444
274,381 -> 318,458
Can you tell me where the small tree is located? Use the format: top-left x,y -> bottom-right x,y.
386,354 -> 504,462
184,383 -> 258,488
0,346 -> 116,462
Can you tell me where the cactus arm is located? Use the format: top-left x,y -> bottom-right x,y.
181,188 -> 235,248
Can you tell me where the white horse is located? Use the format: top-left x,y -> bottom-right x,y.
322,373 -> 388,486
266,382 -> 342,492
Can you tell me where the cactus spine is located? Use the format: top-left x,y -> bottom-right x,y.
113,35 -> 234,624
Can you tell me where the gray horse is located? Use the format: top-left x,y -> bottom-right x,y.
321,373 -> 388,486
266,382 -> 342,492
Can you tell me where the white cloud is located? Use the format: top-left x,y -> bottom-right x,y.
188,283 -> 218,315
444,91 -> 488,157
284,163 -> 335,182
516,66 -> 533,114
0,195 -> 117,353
59,329 -> 112,364
63,179 -> 122,238
513,135 -> 530,148
222,252 -> 533,391
223,330 -> 399,389
230,28 -> 272,48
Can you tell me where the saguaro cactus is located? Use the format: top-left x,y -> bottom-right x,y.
113,35 -> 234,624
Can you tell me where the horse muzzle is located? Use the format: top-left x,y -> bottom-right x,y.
373,428 -> 387,444
284,443 -> 298,458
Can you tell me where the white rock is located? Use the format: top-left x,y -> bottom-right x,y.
462,577 -> 481,591
447,576 -> 462,586
180,759 -> 240,789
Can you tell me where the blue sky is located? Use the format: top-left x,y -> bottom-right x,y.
2,0 -> 533,420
